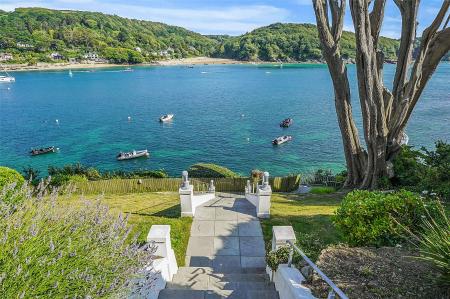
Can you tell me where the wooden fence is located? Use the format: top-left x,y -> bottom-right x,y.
73,175 -> 301,194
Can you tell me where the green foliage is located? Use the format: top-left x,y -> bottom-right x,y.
266,246 -> 291,271
310,186 -> 335,194
21,166 -> 40,184
188,163 -> 239,178
0,166 -> 25,204
393,141 -> 450,199
334,190 -> 441,246
0,166 -> 24,190
415,203 -> 450,286
47,163 -> 168,186
0,8 -> 217,64
212,23 -> 399,62
0,185 -> 154,297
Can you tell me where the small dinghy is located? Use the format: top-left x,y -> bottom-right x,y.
116,149 -> 149,161
280,118 -> 293,128
272,135 -> 292,145
30,146 -> 57,156
159,114 -> 174,122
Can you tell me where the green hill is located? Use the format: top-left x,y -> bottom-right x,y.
0,8 -> 401,64
0,8 -> 217,64
211,23 -> 400,62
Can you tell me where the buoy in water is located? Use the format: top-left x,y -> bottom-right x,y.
55,119 -> 59,124
241,114 -> 245,118
246,137 -> 250,142
128,116 -> 131,121
7,87 -> 10,90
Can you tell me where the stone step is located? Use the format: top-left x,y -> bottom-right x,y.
167,280 -> 275,291
173,272 -> 269,283
176,266 -> 267,275
158,289 -> 280,299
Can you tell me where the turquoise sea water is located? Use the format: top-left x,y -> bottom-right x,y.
0,63 -> 449,176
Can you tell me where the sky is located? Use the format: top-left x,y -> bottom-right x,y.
0,0 -> 445,38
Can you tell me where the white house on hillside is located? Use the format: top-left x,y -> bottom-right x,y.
0,53 -> 13,61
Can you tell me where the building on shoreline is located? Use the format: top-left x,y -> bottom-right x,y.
0,53 -> 13,61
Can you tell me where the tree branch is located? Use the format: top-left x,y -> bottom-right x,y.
391,0 -> 419,100
369,0 -> 386,45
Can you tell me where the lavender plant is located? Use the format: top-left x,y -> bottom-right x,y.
0,180 -> 155,298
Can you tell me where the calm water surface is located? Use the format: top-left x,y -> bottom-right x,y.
0,63 -> 449,176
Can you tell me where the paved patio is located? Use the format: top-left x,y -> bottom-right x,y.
185,194 -> 266,272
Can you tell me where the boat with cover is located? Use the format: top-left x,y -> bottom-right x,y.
280,118 -> 293,128
116,149 -> 149,161
0,64 -> 15,82
159,114 -> 174,122
30,146 -> 57,156
272,135 -> 293,145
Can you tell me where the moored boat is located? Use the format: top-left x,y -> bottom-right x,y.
159,114 -> 174,122
1,64 -> 15,82
30,146 -> 57,156
272,135 -> 292,145
280,118 -> 293,128
116,149 -> 149,161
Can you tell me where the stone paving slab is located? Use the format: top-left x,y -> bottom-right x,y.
195,207 -> 216,220
238,221 -> 263,237
191,220 -> 215,236
215,207 -> 238,220
241,256 -> 266,268
214,237 -> 240,256
214,221 -> 238,236
239,237 -> 266,257
187,236 -> 214,256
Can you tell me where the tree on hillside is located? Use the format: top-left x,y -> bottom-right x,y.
312,0 -> 450,189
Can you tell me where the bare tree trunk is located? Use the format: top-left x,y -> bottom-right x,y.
313,0 -> 366,187
312,0 -> 450,189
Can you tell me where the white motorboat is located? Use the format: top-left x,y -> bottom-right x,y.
159,114 -> 174,122
0,64 -> 15,82
272,135 -> 293,145
116,149 -> 149,161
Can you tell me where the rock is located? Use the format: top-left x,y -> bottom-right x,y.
301,265 -> 313,280
298,184 -> 311,194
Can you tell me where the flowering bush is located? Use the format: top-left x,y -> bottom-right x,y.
334,190 -> 441,246
0,182 -> 154,297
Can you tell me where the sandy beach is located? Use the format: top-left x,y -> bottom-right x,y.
3,57 -> 244,72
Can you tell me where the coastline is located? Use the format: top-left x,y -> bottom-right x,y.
2,56 -> 326,72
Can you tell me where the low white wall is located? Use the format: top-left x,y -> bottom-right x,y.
274,264 -> 316,299
245,186 -> 271,218
180,186 -> 215,217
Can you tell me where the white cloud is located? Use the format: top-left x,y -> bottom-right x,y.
0,1 -> 290,35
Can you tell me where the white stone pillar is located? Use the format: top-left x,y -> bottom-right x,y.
180,171 -> 194,217
256,171 -> 272,218
147,225 -> 178,281
272,226 -> 296,251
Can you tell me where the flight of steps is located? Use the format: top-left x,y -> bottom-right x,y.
159,266 -> 279,299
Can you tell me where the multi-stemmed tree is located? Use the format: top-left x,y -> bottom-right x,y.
312,0 -> 450,189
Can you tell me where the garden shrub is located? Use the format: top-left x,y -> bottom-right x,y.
0,166 -> 25,204
392,141 -> 450,199
333,190 -> 440,246
266,246 -> 291,271
188,163 -> 239,178
0,166 -> 24,190
0,184 -> 154,297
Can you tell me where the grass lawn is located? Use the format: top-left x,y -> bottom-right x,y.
261,192 -> 345,261
63,192 -> 191,266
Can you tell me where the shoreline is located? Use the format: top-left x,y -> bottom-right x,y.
3,57 -> 325,72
